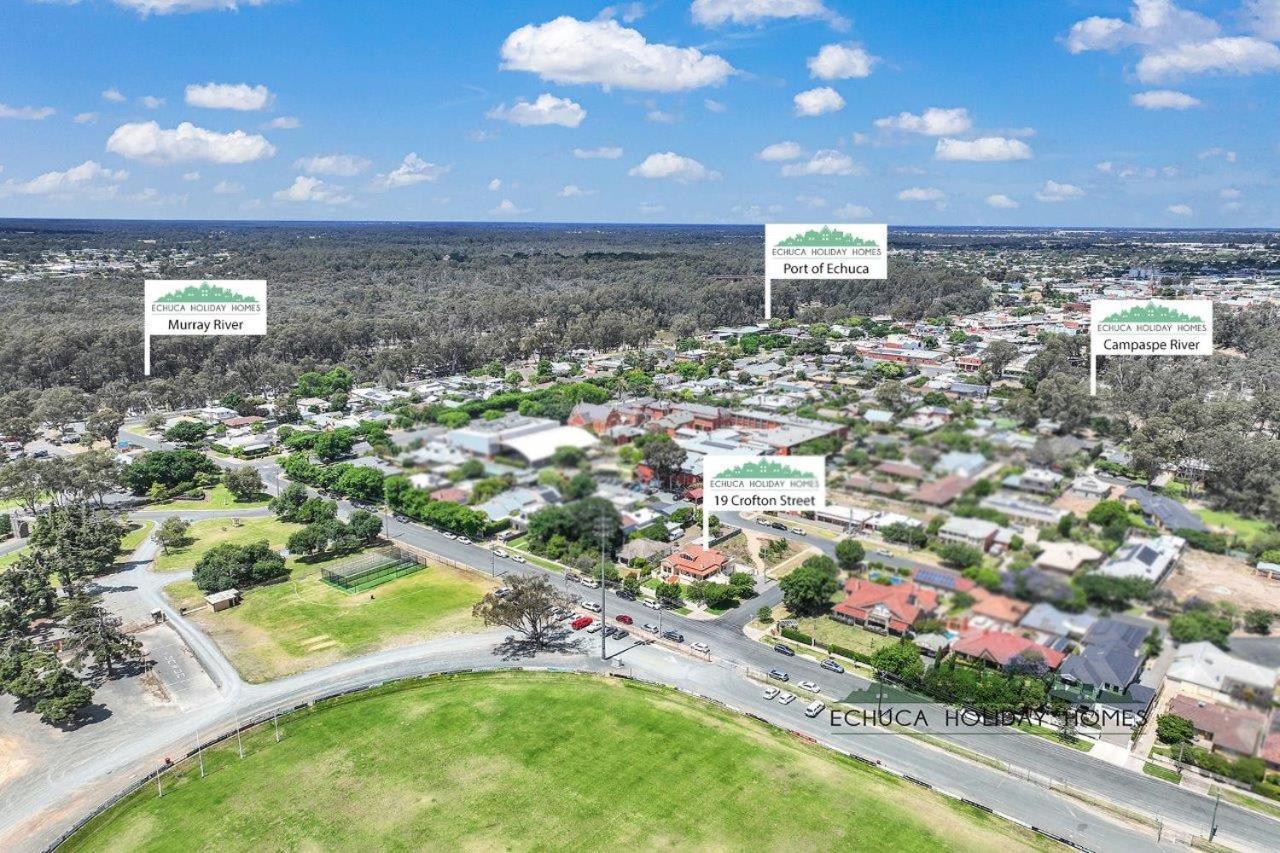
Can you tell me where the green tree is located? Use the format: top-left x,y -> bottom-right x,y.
347,510 -> 383,543
835,538 -> 865,572
155,515 -> 191,555
642,435 -> 687,489
85,408 -> 124,446
192,540 -> 287,593
1086,500 -> 1130,528
936,542 -> 983,569
313,430 -> 355,462
222,465 -> 264,502
62,588 -> 142,676
1243,608 -> 1275,635
164,420 -> 209,446
1156,713 -> 1196,745
779,564 -> 839,616
269,482 -> 310,521
471,574 -> 571,647
335,466 -> 385,503
872,640 -> 925,684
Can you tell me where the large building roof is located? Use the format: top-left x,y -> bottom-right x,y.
501,425 -> 599,465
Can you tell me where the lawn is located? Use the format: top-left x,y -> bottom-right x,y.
153,517 -> 301,573
63,672 -> 1054,852
1195,508 -> 1272,546
119,520 -> 155,553
1142,762 -> 1182,783
0,545 -> 29,570
793,615 -> 899,657
162,484 -> 270,511
164,557 -> 493,682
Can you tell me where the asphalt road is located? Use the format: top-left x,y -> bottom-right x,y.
6,428 -> 1272,851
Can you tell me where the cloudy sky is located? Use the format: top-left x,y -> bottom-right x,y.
0,0 -> 1277,225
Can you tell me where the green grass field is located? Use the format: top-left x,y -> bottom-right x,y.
63,672 -> 1053,852
164,557 -> 492,682
118,520 -> 155,554
793,615 -> 900,656
162,484 -> 270,511
153,516 -> 300,572
1195,508 -> 1272,546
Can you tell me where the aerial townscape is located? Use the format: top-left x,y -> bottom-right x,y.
2,1 -> 1280,852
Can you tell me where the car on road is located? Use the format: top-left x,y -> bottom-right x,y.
643,623 -> 660,634
510,555 -> 527,564
662,630 -> 684,643
805,700 -> 826,718
442,532 -> 456,540
777,691 -> 796,705
873,548 -> 891,557
691,641 -> 710,654
615,589 -> 636,600
762,685 -> 780,700
393,514 -> 408,523
581,601 -> 602,613
768,668 -> 790,682
820,658 -> 845,674
773,643 -> 796,657
493,587 -> 511,598
580,577 -> 601,589
494,549 -> 508,559
615,614 -> 634,625
457,536 -> 472,545
769,521 -> 788,531
789,527 -> 806,536
613,629 -> 629,640
642,599 -> 662,610
798,680 -> 820,693
570,616 -> 594,631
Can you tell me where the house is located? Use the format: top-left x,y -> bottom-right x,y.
1070,474 -> 1113,500
1166,642 -> 1278,708
949,629 -> 1066,671
934,451 -> 987,479
1001,468 -> 1062,494
1166,695 -> 1267,758
875,460 -> 926,481
1096,535 -> 1184,584
447,413 -> 598,465
661,545 -> 729,580
1019,602 -> 1097,641
913,633 -> 951,658
912,475 -> 972,507
966,590 -> 1030,629
1122,486 -> 1207,533
473,486 -> 554,523
910,565 -> 977,595
1033,542 -> 1103,574
618,538 -> 676,565
1057,618 -> 1150,699
832,578 -> 938,635
979,492 -> 1066,528
205,589 -> 241,612
938,517 -> 1000,551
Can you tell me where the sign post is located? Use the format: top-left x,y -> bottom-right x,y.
702,455 -> 827,543
763,223 -> 888,320
1089,299 -> 1213,396
144,280 -> 267,375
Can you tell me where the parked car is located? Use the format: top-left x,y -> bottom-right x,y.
494,549 -> 509,559
762,685 -> 780,700
615,614 -> 634,625
587,623 -> 603,634
820,658 -> 845,674
442,532 -> 456,540
642,599 -> 662,610
691,641 -> 710,654
581,577 -> 601,589
798,680 -> 819,693
643,623 -> 660,634
768,668 -> 790,682
613,629 -> 629,640
393,514 -> 408,523
773,643 -> 796,657
789,527 -> 806,536
770,521 -> 788,531
777,691 -> 796,705
582,601 -> 602,613
662,630 -> 684,643
804,700 -> 826,718
510,555 -> 527,564
493,587 -> 512,598
457,536 -> 472,545
570,616 -> 594,631
615,589 -> 636,601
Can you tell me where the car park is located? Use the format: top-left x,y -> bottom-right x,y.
773,643 -> 796,657
798,680 -> 819,693
690,642 -> 710,653
762,685 -> 780,700
804,700 -> 826,718
820,658 -> 845,674
777,691 -> 796,705
581,601 -> 602,613
768,668 -> 789,681
570,616 -> 593,631
615,614 -> 633,625
612,629 -> 629,640
586,623 -> 603,634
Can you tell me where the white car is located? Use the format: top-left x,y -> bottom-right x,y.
691,641 -> 710,654
580,578 -> 601,589
494,549 -> 508,559
511,555 -> 527,564
586,623 -> 604,634
762,685 -> 780,700
581,601 -> 602,613
442,532 -> 456,540
642,599 -> 662,610
777,691 -> 797,705
798,680 -> 820,693
457,536 -> 472,545
804,700 -> 826,718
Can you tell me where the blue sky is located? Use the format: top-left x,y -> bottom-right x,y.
0,0 -> 1276,226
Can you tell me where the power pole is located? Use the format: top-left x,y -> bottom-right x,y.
597,518 -> 610,660
1208,788 -> 1221,842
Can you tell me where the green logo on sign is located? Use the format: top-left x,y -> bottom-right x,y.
776,226 -> 877,249
1101,302 -> 1203,324
154,282 -> 259,304
714,460 -> 816,481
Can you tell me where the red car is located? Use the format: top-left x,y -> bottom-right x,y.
615,614 -> 634,625
571,616 -> 594,631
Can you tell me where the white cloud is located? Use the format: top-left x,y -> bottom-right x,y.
185,82 -> 273,111
1220,187 -> 1241,199
181,171 -> 201,181
807,43 -> 877,79
106,121 -> 276,164
646,108 -> 677,123
1131,89 -> 1202,109
628,151 -> 720,181
273,175 -> 351,205
1137,36 -> 1280,81
795,194 -> 826,208
934,136 -> 1032,161
1222,200 -> 1243,211
703,98 -> 727,113
597,3 -> 646,24
1035,180 -> 1085,202
1167,203 -> 1193,215
756,141 -> 803,161
213,180 -> 243,194
985,193 -> 1019,209
1198,146 -> 1237,161
487,93 -> 586,127
691,0 -> 846,29
1065,1 -> 1219,54
558,184 -> 595,197
780,149 -> 858,176
111,1 -> 272,15
638,202 -> 665,214
1,160 -> 127,196
139,95 -> 166,109
265,115 -> 300,129
294,153 -> 373,176
834,203 -> 871,218
573,146 -> 623,159
491,198 -> 527,215
74,112 -> 99,124
793,86 -> 844,116
1245,0 -> 1280,40
0,103 -> 55,120
371,152 -> 447,190
102,88 -> 126,103
500,16 -> 734,91
897,186 -> 945,202
874,107 -> 971,136
488,178 -> 502,191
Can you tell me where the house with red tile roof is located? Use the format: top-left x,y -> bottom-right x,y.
950,629 -> 1066,671
661,545 -> 729,580
1167,695 -> 1267,758
912,475 -> 972,507
833,578 -> 938,635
